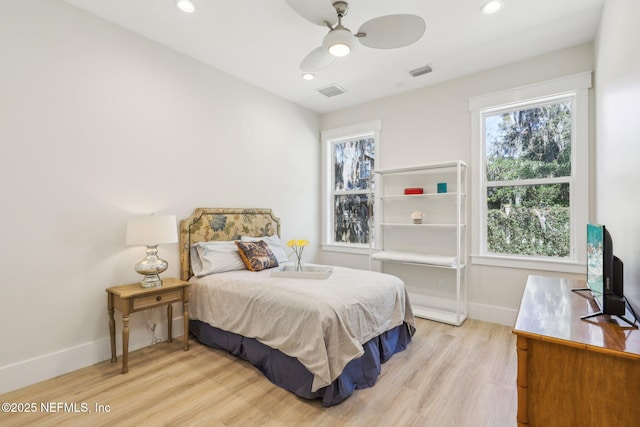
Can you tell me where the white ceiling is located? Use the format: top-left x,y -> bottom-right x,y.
64,0 -> 604,114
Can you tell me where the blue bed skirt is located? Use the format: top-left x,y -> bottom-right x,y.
189,320 -> 413,406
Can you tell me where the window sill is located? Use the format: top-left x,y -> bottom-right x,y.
471,254 -> 585,274
321,243 -> 370,255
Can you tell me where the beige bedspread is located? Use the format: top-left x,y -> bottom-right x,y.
189,265 -> 415,391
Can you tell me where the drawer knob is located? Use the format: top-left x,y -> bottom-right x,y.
156,296 -> 162,301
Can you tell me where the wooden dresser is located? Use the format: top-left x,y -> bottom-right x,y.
513,275 -> 640,426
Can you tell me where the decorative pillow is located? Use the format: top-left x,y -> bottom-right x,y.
190,241 -> 246,277
235,240 -> 279,272
240,235 -> 288,264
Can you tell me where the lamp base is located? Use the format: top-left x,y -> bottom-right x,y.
140,274 -> 163,288
134,245 -> 168,288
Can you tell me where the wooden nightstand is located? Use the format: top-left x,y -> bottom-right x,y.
106,278 -> 190,374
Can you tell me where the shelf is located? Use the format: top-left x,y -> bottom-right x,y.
380,223 -> 465,228
378,260 -> 467,270
372,251 -> 458,267
371,160 -> 467,327
374,160 -> 467,175
412,305 -> 466,326
380,192 -> 465,200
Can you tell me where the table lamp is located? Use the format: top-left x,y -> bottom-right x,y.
126,214 -> 178,287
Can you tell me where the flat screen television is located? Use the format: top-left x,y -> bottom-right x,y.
578,223 -> 636,326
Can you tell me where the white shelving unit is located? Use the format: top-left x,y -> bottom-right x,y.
371,161 -> 467,326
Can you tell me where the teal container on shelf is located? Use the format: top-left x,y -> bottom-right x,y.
437,182 -> 447,193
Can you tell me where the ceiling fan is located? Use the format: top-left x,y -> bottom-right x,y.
285,0 -> 426,73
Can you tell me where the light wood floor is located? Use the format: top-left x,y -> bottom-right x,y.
0,318 -> 517,427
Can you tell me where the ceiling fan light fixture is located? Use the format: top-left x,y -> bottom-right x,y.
323,28 -> 354,57
480,0 -> 504,15
329,43 -> 350,57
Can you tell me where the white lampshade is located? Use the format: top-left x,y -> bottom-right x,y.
126,215 -> 178,246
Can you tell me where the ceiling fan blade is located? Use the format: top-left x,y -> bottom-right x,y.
357,14 -> 426,49
284,0 -> 337,27
300,47 -> 335,72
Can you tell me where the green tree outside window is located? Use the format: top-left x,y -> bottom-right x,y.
484,101 -> 572,257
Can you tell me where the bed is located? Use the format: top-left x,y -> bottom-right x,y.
180,208 -> 415,406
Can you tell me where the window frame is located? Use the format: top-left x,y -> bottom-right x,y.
469,73 -> 591,273
321,120 -> 381,254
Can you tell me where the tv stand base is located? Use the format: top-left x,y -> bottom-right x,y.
570,287 -> 637,327
580,310 -> 637,327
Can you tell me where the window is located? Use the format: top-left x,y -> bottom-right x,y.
485,97 -> 572,257
469,73 -> 591,272
321,120 -> 381,251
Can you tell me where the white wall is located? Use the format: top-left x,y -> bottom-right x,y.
320,43 -> 594,325
7,0 -> 634,396
594,0 -> 640,315
0,0 -> 320,393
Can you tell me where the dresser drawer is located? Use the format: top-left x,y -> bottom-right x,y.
132,290 -> 182,310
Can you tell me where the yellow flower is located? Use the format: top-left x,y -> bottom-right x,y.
287,239 -> 309,271
287,239 -> 309,247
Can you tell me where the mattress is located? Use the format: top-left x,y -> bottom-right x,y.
188,265 -> 415,392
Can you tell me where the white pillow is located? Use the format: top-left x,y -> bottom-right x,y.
240,235 -> 289,264
190,241 -> 246,277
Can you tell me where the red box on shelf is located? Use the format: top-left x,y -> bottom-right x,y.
403,188 -> 424,195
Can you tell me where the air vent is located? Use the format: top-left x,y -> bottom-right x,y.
409,65 -> 433,77
317,84 -> 347,97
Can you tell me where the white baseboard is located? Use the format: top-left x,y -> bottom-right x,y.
408,292 -> 517,327
0,318 -> 184,395
468,302 -> 517,326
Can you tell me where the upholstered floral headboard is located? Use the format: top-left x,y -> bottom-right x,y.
179,208 -> 281,281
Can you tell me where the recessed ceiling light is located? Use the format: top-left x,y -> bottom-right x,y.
480,0 -> 504,15
301,73 -> 315,81
176,0 -> 198,14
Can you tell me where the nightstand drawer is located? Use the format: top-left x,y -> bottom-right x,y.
133,290 -> 182,310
